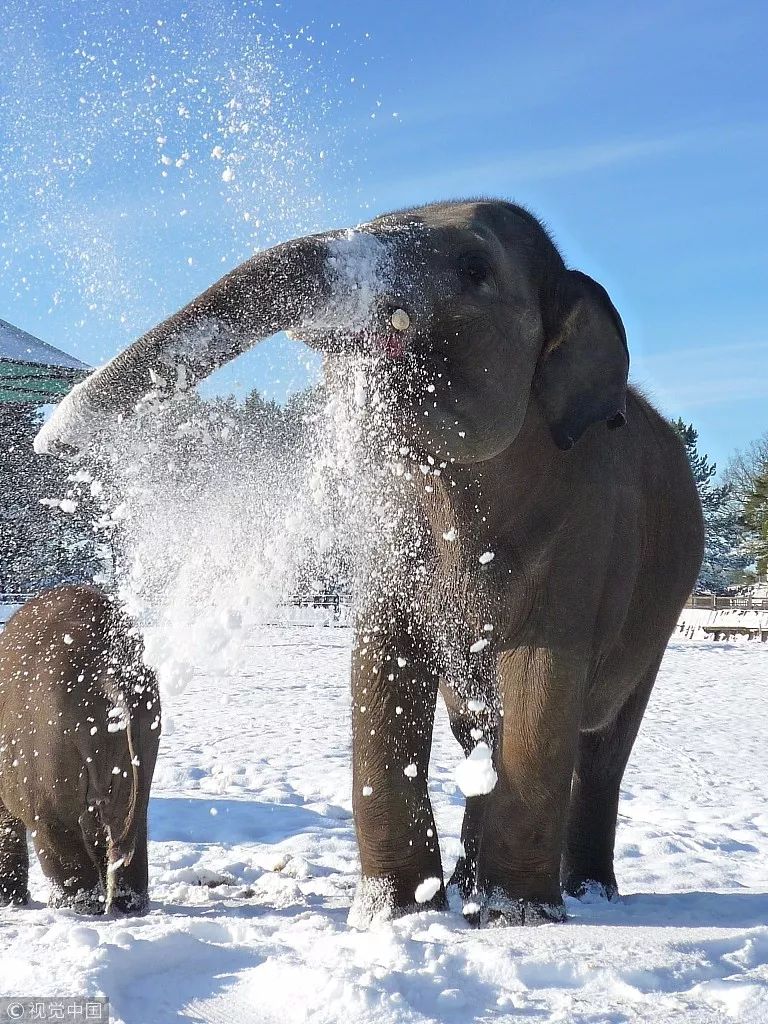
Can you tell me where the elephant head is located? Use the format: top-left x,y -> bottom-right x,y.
35,200 -> 628,462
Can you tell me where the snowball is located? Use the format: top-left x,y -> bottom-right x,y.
442,528 -> 457,542
455,742 -> 497,797
362,785 -> 373,796
479,551 -> 495,564
63,634 -> 74,645
469,638 -> 490,654
414,877 -> 441,904
403,763 -> 418,779
466,699 -> 486,712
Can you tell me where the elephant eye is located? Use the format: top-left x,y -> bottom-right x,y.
456,253 -> 494,290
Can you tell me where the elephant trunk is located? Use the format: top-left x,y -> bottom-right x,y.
34,233 -> 337,455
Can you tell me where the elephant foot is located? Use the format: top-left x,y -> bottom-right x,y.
107,885 -> 150,916
446,881 -> 479,917
446,857 -> 484,921
0,887 -> 30,908
563,876 -> 619,903
348,874 -> 447,929
447,855 -> 476,902
49,885 -> 105,915
478,888 -> 567,927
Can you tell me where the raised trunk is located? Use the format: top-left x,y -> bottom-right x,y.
35,234 -> 334,455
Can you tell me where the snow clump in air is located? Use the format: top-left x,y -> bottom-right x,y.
455,742 -> 497,796
414,877 -> 441,904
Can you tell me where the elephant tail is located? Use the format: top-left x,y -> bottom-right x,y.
94,671 -> 160,875
108,706 -> 142,870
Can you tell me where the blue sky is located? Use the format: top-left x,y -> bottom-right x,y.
1,0 -> 765,470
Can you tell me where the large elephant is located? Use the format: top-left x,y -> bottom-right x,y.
36,199 -> 704,927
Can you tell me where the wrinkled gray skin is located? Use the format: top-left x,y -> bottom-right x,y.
0,586 -> 161,914
37,200 -> 703,926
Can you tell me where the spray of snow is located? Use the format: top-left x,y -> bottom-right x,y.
1,8 -> 382,349
58,345 -> 425,713
305,230 -> 394,331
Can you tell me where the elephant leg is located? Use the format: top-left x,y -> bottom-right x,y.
349,628 -> 446,927
477,647 -> 582,926
79,806 -> 110,891
0,800 -> 29,906
33,821 -> 104,914
562,654 -> 661,900
107,818 -> 150,915
439,680 -> 493,906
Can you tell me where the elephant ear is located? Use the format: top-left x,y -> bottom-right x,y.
534,270 -> 629,451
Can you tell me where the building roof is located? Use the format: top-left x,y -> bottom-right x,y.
0,318 -> 90,403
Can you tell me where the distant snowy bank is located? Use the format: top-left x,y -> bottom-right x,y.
677,605 -> 768,638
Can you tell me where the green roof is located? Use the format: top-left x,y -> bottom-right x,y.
0,319 -> 90,403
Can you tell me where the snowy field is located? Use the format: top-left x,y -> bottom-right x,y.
1,628 -> 767,1023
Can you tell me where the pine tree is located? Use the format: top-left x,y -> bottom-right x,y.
744,470 -> 768,576
672,418 -> 750,592
725,432 -> 768,583
0,403 -> 99,594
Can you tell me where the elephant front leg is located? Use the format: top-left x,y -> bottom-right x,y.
439,680 -> 494,908
349,631 -> 446,927
477,648 -> 582,926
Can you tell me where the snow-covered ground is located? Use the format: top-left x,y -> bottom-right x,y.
1,628 -> 767,1023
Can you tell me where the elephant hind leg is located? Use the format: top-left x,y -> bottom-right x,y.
33,821 -> 104,914
0,800 -> 29,906
78,805 -> 111,892
562,652 -> 663,901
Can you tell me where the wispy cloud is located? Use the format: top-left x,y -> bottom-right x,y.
380,122 -> 767,198
632,338 -> 768,411
636,338 -> 768,368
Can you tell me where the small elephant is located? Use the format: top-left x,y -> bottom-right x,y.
0,585 -> 161,914
37,199 -> 703,926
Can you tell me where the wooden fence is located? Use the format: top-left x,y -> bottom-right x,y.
684,594 -> 768,611
4,592 -> 768,615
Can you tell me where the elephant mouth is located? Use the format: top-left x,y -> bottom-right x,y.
288,327 -> 410,361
